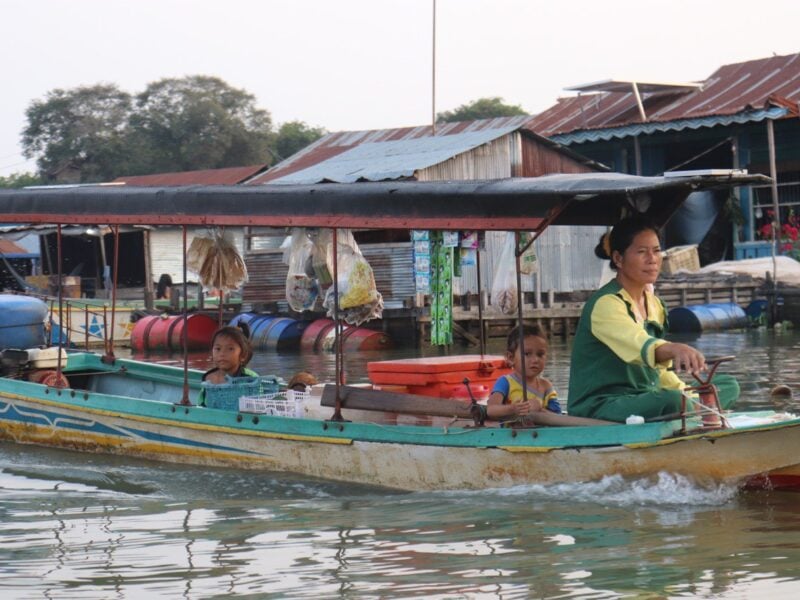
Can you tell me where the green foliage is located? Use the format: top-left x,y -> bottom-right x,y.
22,84 -> 133,182
273,121 -> 327,161
436,97 -> 528,123
21,76 -> 284,183
128,76 -> 273,174
0,172 -> 44,188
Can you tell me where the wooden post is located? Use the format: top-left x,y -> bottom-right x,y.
767,119 -> 780,288
143,229 -> 154,311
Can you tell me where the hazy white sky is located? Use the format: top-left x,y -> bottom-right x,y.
2,0 -> 799,176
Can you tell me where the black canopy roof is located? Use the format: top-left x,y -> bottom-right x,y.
0,171 -> 767,231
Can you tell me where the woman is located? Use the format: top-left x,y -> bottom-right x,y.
567,215 -> 739,422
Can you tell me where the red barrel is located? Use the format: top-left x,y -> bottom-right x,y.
131,314 -> 218,352
130,315 -> 166,352
300,318 -> 336,352
341,327 -> 392,351
169,314 -> 218,351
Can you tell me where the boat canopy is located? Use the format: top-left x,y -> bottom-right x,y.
0,171 -> 768,231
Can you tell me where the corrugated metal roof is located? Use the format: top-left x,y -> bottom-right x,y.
528,52 -> 800,138
264,126 -> 521,184
550,107 -> 788,144
249,116 -> 535,184
0,238 -> 34,257
113,164 -> 270,186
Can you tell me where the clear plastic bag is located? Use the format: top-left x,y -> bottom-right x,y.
284,228 -> 319,312
321,230 -> 383,325
491,232 -> 519,315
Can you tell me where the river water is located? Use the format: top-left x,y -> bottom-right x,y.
2,328 -> 800,598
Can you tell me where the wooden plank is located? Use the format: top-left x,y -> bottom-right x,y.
321,384 -> 474,418
320,385 -> 615,427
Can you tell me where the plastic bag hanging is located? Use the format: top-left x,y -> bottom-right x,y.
186,228 -> 248,292
321,229 -> 383,326
284,228 -> 319,312
490,232 -> 518,315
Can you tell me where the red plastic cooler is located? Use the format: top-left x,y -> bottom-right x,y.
367,355 -> 511,400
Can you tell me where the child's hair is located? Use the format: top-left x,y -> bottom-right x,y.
211,325 -> 253,366
288,371 -> 318,391
506,323 -> 546,355
595,214 -> 661,270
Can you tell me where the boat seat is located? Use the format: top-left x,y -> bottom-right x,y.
320,384 -> 474,418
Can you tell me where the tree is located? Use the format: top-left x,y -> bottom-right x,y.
21,76 -> 279,182
22,84 -> 133,182
128,76 -> 274,173
0,172 -> 44,189
273,121 -> 326,161
436,97 -> 528,123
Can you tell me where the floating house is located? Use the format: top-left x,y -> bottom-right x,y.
242,117 -> 609,318
526,52 -> 800,263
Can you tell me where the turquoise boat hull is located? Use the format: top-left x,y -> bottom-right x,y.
1,351 -> 799,491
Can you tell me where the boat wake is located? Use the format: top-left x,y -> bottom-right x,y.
0,466 -> 158,496
461,472 -> 740,506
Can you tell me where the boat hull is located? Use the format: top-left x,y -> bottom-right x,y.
2,389 -> 800,491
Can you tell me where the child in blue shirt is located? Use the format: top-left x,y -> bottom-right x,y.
487,324 -> 561,424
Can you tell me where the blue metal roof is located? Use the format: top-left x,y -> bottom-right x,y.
549,107 -> 788,145
267,126 -> 520,184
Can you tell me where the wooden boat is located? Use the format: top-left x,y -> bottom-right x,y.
1,172 -> 799,491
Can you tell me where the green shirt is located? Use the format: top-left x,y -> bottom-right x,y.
568,280 -> 684,417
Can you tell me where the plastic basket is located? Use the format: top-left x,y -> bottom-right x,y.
202,376 -> 280,411
239,389 -> 309,417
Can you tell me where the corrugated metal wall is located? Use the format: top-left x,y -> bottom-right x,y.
417,132 -> 606,295
243,242 -> 415,308
416,136 -> 513,180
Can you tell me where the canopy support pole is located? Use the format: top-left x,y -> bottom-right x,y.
179,225 -> 191,405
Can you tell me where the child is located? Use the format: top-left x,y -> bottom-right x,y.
487,324 -> 561,424
198,325 -> 257,406
288,371 -> 318,392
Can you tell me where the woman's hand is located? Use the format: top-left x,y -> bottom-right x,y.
655,342 -> 707,374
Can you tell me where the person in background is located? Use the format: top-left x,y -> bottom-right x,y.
156,273 -> 173,300
486,324 -> 561,425
568,214 -> 739,422
288,371 -> 318,392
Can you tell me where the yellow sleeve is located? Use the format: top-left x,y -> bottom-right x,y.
590,294 -> 669,368
659,367 -> 686,391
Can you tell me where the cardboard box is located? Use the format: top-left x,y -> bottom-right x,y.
25,275 -> 81,298
661,245 -> 700,275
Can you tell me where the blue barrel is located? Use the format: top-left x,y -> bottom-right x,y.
0,295 -> 48,350
228,312 -> 256,329
249,316 -> 277,349
668,303 -> 748,333
265,318 -> 307,351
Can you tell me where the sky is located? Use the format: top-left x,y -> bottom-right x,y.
2,0 -> 800,177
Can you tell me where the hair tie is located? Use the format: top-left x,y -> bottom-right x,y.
602,233 -> 612,258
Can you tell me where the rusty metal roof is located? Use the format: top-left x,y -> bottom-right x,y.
0,238 -> 32,256
113,164 -> 270,186
528,52 -> 800,138
248,116 -> 535,184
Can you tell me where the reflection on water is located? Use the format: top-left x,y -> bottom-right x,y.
2,329 -> 800,597
2,444 -> 800,598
